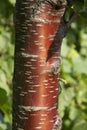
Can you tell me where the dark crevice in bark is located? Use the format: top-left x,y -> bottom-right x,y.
46,11 -> 77,62
46,18 -> 68,62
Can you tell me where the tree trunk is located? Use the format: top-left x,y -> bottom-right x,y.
13,0 -> 67,130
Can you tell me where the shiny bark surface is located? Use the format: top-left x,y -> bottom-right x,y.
13,0 -> 67,130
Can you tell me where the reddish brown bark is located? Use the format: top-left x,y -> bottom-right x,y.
13,0 -> 67,130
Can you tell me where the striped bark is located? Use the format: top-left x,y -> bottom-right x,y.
13,0 -> 67,130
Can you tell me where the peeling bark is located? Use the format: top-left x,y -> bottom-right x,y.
13,0 -> 67,130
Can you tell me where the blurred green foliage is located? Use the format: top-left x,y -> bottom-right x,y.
0,0 -> 14,129
0,0 -> 87,130
59,1 -> 87,128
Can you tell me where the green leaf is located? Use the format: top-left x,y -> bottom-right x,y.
62,59 -> 72,73
0,88 -> 7,106
59,87 -> 75,117
0,122 -> 7,130
72,0 -> 85,13
72,57 -> 87,74
72,120 -> 87,130
64,6 -> 74,22
8,0 -> 16,5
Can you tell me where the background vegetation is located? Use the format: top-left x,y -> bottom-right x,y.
0,0 -> 87,130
